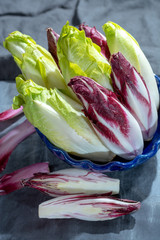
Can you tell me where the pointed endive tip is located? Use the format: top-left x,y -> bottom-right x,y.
46,27 -> 59,42
46,27 -> 60,68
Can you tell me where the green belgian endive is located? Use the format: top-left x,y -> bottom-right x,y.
102,21 -> 159,109
13,76 -> 115,162
57,21 -> 113,91
3,31 -> 69,93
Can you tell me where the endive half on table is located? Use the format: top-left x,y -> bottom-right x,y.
12,76 -> 115,162
39,194 -> 141,221
23,168 -> 120,196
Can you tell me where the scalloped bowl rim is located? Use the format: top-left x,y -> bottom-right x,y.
36,75 -> 160,172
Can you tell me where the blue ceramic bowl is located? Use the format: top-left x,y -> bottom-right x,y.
36,75 -> 160,172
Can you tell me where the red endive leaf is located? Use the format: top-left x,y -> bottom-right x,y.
0,119 -> 35,173
0,106 -> 23,121
47,27 -> 60,68
79,23 -> 110,60
0,162 -> 49,195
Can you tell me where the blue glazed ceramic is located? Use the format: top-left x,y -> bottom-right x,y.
36,75 -> 160,172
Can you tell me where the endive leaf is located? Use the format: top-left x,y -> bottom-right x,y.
57,21 -> 112,91
102,21 -> 159,108
3,31 -> 69,93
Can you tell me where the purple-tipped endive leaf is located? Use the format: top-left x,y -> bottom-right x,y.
23,168 -> 120,197
102,21 -> 159,109
47,28 -> 60,68
39,194 -> 141,221
68,76 -> 144,159
0,119 -> 35,172
79,23 -> 110,60
110,52 -> 158,141
0,162 -> 49,195
0,106 -> 23,121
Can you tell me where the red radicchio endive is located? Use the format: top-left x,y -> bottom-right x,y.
0,119 -> 35,172
0,106 -> 23,121
68,76 -> 144,159
79,23 -> 110,60
0,162 -> 49,195
22,168 -> 120,197
110,52 -> 158,141
47,27 -> 60,68
38,194 -> 141,221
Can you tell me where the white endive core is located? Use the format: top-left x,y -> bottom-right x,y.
30,100 -> 114,161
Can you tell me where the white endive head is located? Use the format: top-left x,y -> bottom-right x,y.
23,168 -> 120,197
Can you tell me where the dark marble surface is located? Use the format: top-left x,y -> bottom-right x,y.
0,0 -> 160,239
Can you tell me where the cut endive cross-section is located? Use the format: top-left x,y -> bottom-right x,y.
23,168 -> 120,197
12,76 -> 115,162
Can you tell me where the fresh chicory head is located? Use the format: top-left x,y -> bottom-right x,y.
69,76 -> 144,159
79,23 -> 110,60
102,21 -> 159,109
111,52 -> 158,141
0,119 -> 35,173
39,194 -> 141,221
3,31 -> 69,93
13,76 -> 115,161
57,21 -> 113,91
23,168 -> 120,197
0,162 -> 49,195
